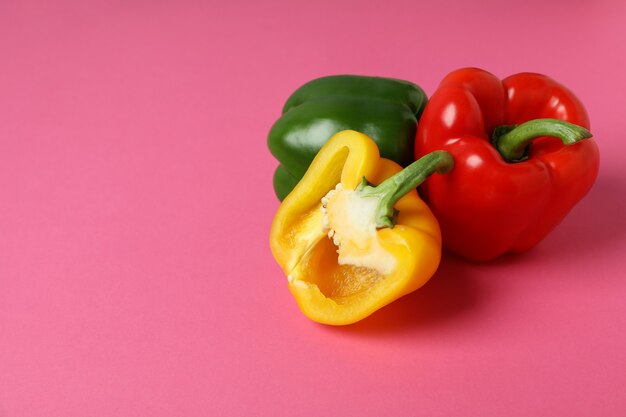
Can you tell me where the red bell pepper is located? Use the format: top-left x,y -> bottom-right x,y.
414,68 -> 599,261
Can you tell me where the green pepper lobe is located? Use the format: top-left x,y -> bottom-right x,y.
268,75 -> 428,200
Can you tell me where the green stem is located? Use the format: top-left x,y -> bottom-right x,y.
358,150 -> 454,228
493,118 -> 592,162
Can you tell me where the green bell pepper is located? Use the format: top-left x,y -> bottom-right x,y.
268,75 -> 428,200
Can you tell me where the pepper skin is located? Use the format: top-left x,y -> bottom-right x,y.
414,68 -> 599,261
268,75 -> 427,200
270,130 -> 452,325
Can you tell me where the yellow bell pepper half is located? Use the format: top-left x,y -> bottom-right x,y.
270,130 -> 453,325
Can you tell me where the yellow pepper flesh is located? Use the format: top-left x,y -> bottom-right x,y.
270,130 -> 443,325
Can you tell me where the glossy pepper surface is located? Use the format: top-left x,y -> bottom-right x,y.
270,130 -> 453,325
268,75 -> 427,200
414,68 -> 599,261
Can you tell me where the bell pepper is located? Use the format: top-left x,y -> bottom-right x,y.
268,75 -> 428,200
270,130 -> 453,325
414,68 -> 599,261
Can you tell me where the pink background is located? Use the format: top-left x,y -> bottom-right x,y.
1,0 -> 625,415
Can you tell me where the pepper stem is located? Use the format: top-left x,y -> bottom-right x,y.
493,118 -> 592,162
357,150 -> 454,228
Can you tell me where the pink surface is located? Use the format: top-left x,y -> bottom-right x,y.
1,0 -> 625,415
